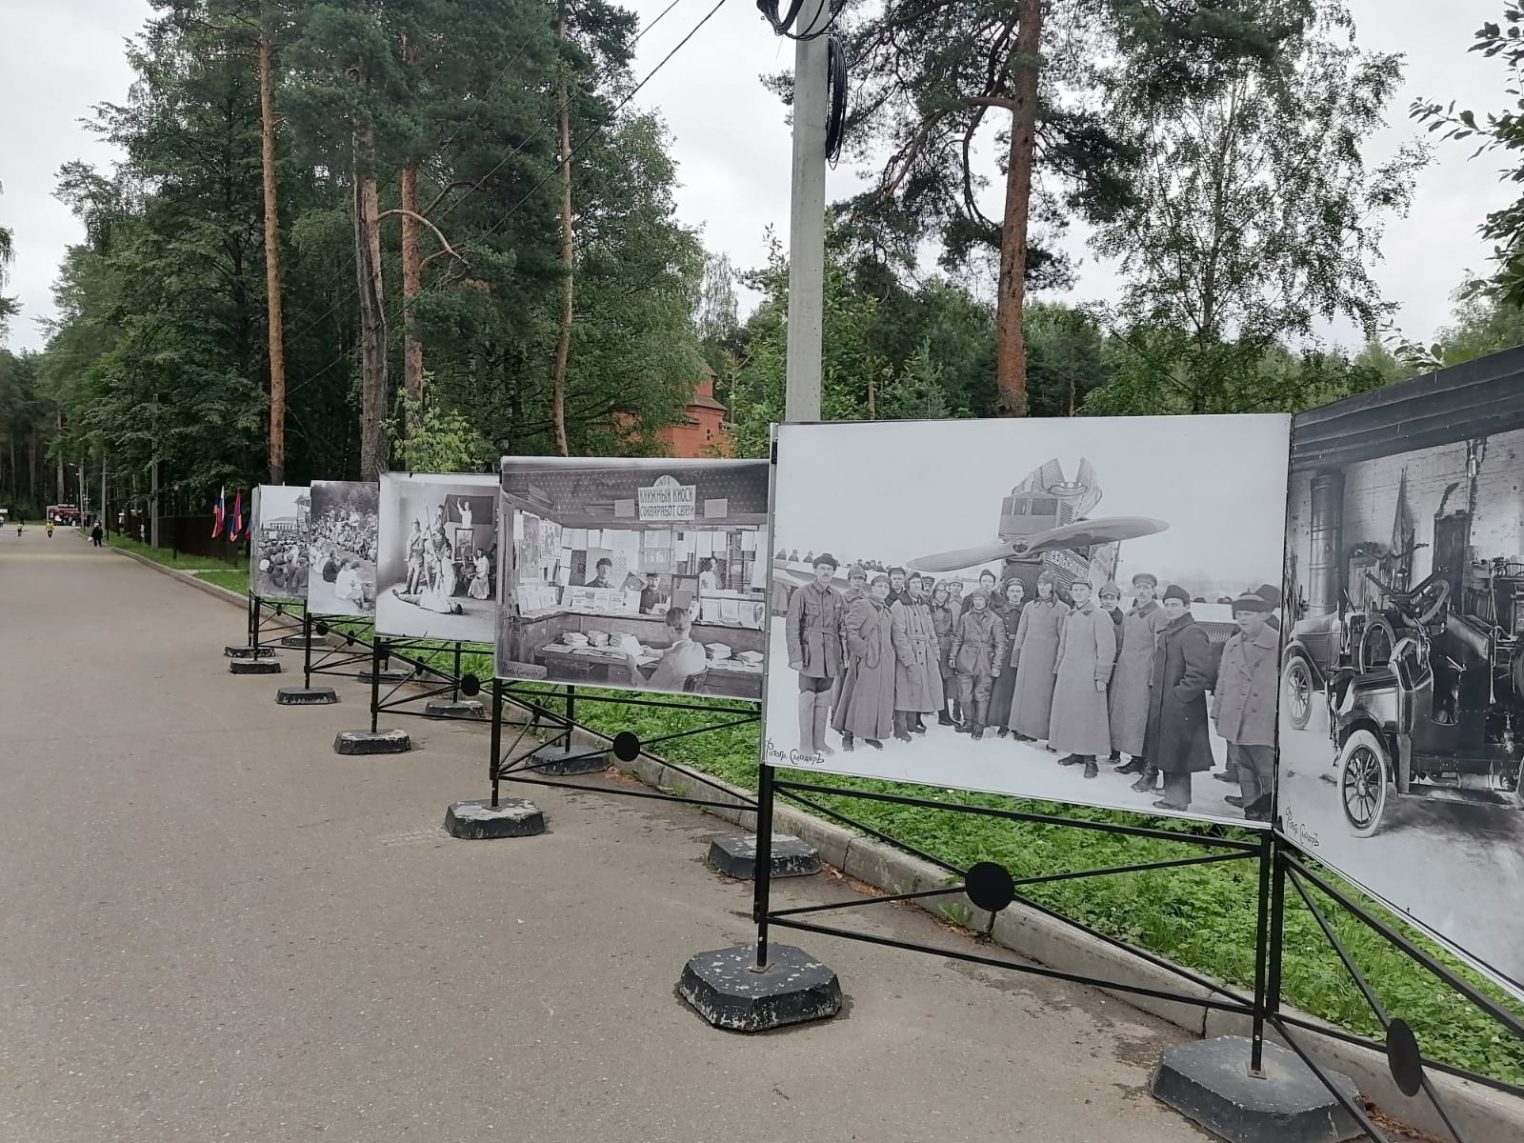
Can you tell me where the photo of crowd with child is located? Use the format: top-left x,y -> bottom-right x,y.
306,480 -> 379,616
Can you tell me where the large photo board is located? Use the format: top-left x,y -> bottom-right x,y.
305,480 -> 379,616
494,457 -> 770,699
762,416 -> 1292,829
1279,361 -> 1524,1001
374,473 -> 499,643
251,483 -> 310,601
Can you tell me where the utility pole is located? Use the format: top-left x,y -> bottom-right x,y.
783,0 -> 830,423
151,393 -> 160,549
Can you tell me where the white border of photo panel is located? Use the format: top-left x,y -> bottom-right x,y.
374,472 -> 500,644
305,480 -> 380,618
493,455 -> 771,699
760,414 -> 1294,831
250,483 -> 310,602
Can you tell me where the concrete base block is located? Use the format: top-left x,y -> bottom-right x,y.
224,645 -> 277,658
678,945 -> 841,1032
356,667 -> 410,685
276,686 -> 339,705
707,834 -> 821,880
1152,1036 -> 1362,1143
533,751 -> 609,776
280,634 -> 321,649
425,699 -> 483,720
444,798 -> 545,840
229,657 -> 281,675
334,729 -> 412,755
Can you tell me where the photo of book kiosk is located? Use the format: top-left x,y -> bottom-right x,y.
495,458 -> 771,700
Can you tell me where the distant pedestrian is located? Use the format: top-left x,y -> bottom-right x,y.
90,522 -> 103,547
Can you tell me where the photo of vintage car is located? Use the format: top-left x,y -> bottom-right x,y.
1326,559 -> 1524,837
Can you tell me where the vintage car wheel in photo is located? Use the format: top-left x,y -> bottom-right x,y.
1337,727 -> 1390,838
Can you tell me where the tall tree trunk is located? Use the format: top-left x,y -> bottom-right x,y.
550,14 -> 573,458
994,0 -> 1042,417
353,129 -> 388,479
55,411 -> 64,504
257,28 -> 287,485
400,160 -> 424,424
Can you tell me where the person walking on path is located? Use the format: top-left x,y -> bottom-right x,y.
1110,573 -> 1164,780
987,579 -> 1026,737
90,521 -> 104,548
1140,585 -> 1217,812
890,573 -> 944,741
928,581 -> 960,726
1007,572 -> 1068,743
949,589 -> 1007,739
1212,591 -> 1279,821
1049,579 -> 1117,780
833,575 -> 896,751
786,553 -> 845,758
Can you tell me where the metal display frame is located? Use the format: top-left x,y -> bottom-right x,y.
481,679 -> 760,815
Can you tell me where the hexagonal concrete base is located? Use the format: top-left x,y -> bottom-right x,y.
224,645 -> 278,659
425,699 -> 483,720
1152,1036 -> 1362,1143
444,798 -> 546,839
229,657 -> 281,675
276,686 -> 339,705
280,633 -> 327,650
533,750 -> 609,775
334,728 -> 412,755
356,667 -> 411,685
678,945 -> 841,1032
706,834 -> 821,880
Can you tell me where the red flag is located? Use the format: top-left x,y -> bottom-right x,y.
229,490 -> 244,541
211,485 -> 225,538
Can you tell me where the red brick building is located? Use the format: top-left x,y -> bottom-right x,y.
656,368 -> 731,458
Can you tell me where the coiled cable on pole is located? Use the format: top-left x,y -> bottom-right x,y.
825,33 -> 848,164
756,0 -> 840,40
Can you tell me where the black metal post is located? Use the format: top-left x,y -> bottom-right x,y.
452,642 -> 462,701
370,636 -> 382,734
564,684 -> 577,754
1249,828 -> 1275,1075
302,609 -> 313,688
1266,838 -> 1288,1032
752,762 -> 776,970
490,680 -> 503,810
248,592 -> 258,651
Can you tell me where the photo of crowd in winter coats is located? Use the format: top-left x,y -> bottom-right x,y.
305,480 -> 379,617
762,417 -> 1292,828
250,484 -> 310,601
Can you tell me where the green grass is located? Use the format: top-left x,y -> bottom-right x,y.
112,568 -> 1524,1083
107,533 -> 248,576
198,568 -> 250,594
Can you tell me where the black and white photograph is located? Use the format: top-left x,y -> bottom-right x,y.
304,480 -> 379,616
250,483 -> 310,601
1279,357 -> 1524,1002
762,416 -> 1292,829
374,473 -> 499,643
495,457 -> 770,699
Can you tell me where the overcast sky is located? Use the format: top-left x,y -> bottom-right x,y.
772,416 -> 1291,590
0,0 -> 1514,356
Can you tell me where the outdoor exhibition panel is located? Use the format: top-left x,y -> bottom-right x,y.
1279,358 -> 1524,1004
251,483 -> 310,602
374,472 -> 499,643
494,457 -> 770,700
761,414 -> 1293,828
305,480 -> 379,617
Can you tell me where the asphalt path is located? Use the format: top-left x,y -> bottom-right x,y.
0,531 -> 1213,1142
